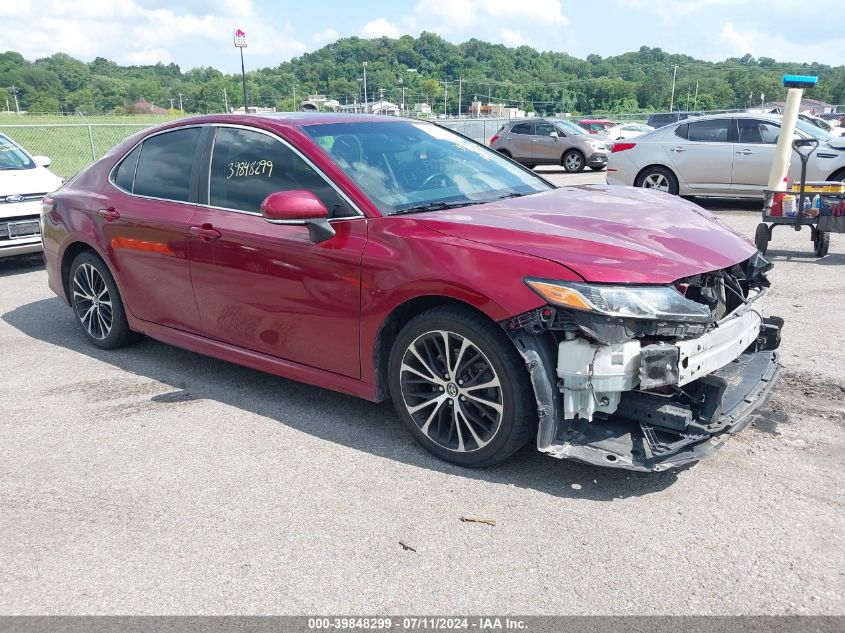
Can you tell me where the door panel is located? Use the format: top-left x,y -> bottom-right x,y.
101,127 -> 203,333
531,122 -> 561,164
665,120 -> 733,194
505,123 -> 534,161
187,210 -> 366,377
731,119 -> 778,195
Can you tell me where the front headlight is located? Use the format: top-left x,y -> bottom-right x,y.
524,279 -> 712,323
590,141 -> 607,151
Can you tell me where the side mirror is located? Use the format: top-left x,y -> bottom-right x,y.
33,155 -> 51,167
260,190 -> 335,243
549,131 -> 559,139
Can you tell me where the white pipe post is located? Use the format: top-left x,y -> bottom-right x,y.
767,87 -> 803,191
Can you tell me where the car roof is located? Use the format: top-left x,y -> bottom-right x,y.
150,112 -> 422,130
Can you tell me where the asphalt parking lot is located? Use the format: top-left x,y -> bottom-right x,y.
0,171 -> 843,615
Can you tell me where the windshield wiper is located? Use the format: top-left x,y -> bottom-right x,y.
390,200 -> 486,215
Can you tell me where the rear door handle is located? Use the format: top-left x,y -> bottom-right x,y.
97,208 -> 120,222
189,224 -> 222,242
669,146 -> 686,153
736,149 -> 754,155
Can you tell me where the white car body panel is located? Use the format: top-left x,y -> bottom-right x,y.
606,113 -> 845,198
0,137 -> 63,258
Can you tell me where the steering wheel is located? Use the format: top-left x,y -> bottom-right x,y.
420,172 -> 454,190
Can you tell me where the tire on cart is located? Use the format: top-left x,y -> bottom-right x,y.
754,222 -> 770,254
814,230 -> 830,257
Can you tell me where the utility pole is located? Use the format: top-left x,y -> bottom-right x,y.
223,87 -> 229,113
293,85 -> 297,110
456,77 -> 461,117
177,93 -> 185,112
362,62 -> 368,113
442,80 -> 449,116
686,85 -> 691,111
669,64 -> 678,112
169,98 -> 175,110
693,80 -> 699,110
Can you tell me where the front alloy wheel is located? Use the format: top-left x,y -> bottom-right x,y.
399,330 -> 503,453
388,306 -> 536,467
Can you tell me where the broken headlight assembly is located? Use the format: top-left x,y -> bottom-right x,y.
524,278 -> 712,323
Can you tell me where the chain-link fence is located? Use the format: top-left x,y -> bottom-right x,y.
0,115 -> 166,179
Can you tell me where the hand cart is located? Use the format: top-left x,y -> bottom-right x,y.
755,138 -> 845,257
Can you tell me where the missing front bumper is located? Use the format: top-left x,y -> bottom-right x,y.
544,348 -> 780,471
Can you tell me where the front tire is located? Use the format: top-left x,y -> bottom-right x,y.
388,306 -> 536,467
562,150 -> 585,173
69,251 -> 138,349
814,230 -> 830,257
635,166 -> 680,195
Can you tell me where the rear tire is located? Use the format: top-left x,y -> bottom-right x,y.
635,166 -> 680,195
388,306 -> 536,468
68,252 -> 138,350
562,150 -> 585,173
755,223 -> 770,254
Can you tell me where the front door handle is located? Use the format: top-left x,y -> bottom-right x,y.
189,224 -> 222,242
97,208 -> 120,222
669,146 -> 686,153
736,149 -> 754,155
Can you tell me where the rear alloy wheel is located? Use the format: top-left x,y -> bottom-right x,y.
69,252 -> 138,349
562,150 -> 585,173
388,307 -> 536,467
635,166 -> 679,195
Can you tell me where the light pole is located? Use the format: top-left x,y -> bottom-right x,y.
669,64 -> 678,112
233,29 -> 248,113
362,62 -> 368,113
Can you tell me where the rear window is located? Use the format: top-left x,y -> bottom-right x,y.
687,120 -> 729,142
133,127 -> 201,202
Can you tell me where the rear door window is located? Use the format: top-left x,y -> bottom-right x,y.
208,126 -> 353,218
687,120 -> 730,143
133,128 -> 201,202
510,123 -> 533,135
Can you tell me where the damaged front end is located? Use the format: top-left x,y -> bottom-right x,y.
505,253 -> 783,472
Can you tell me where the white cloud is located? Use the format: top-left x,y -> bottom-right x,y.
0,0 -> 305,71
360,18 -> 402,38
500,29 -> 529,47
717,21 -> 844,65
313,27 -> 338,44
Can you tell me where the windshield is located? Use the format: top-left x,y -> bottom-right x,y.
305,121 -> 552,214
552,119 -> 586,135
0,134 -> 36,170
795,118 -> 833,142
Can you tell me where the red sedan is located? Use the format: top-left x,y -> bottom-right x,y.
41,113 -> 782,471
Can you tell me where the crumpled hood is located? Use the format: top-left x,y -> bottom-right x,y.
415,185 -> 757,283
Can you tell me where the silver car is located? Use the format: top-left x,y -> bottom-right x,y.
490,118 -> 613,173
606,113 -> 845,198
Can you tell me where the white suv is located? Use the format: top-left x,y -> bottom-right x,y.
0,133 -> 62,257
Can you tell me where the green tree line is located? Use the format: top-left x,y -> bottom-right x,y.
1,33 -> 843,116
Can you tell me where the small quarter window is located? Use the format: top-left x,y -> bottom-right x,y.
112,145 -> 141,192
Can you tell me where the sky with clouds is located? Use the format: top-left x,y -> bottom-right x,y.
0,0 -> 839,73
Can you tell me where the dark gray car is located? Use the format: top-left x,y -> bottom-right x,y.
489,118 -> 613,172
